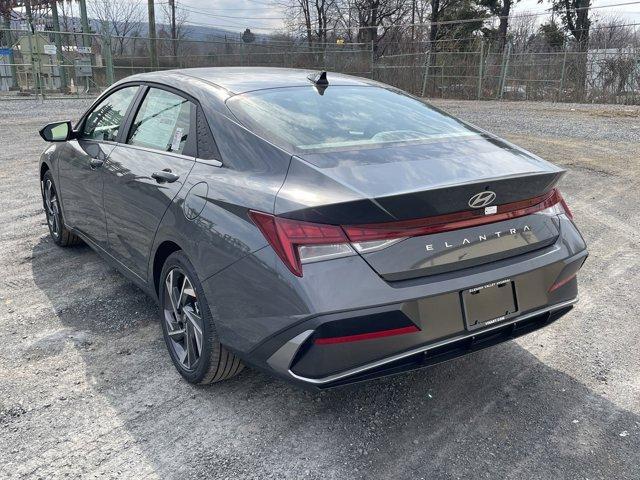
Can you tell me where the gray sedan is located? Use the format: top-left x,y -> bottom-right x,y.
38,67 -> 587,389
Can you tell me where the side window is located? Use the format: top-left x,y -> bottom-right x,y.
127,88 -> 192,155
82,86 -> 139,142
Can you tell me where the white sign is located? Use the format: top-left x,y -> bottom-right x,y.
77,46 -> 92,54
43,44 -> 57,55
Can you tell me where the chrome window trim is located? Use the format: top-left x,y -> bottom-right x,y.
195,157 -> 223,168
272,298 -> 578,385
114,143 -> 197,162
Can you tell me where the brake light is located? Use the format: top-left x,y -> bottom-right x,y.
248,211 -> 354,277
314,325 -> 419,345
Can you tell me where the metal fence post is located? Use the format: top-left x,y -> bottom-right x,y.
477,39 -> 484,100
25,21 -> 43,100
421,49 -> 432,97
102,21 -> 114,87
498,43 -> 511,100
558,48 -> 568,102
370,40 -> 375,79
2,17 -> 18,88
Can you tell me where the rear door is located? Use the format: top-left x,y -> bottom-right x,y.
103,86 -> 197,279
58,85 -> 140,248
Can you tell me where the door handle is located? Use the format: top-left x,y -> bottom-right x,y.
152,169 -> 180,183
89,158 -> 104,169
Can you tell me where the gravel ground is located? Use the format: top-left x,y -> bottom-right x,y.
1,98 -> 639,479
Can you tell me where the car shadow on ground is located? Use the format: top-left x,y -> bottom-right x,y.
30,236 -> 640,479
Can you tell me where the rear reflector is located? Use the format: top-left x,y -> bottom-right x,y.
249,188 -> 573,277
549,273 -> 577,292
314,325 -> 419,345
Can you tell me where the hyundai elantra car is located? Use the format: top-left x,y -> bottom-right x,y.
38,67 -> 587,388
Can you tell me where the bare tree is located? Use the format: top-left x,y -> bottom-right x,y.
88,0 -> 144,55
589,15 -> 636,50
547,0 -> 591,99
478,0 -> 521,51
548,0 -> 590,52
354,0 -> 410,49
284,0 -> 337,46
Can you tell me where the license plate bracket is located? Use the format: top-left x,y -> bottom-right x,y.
462,279 -> 518,331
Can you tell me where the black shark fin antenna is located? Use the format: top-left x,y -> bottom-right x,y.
307,71 -> 329,95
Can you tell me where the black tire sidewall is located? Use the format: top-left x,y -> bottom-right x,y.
159,251 -> 218,384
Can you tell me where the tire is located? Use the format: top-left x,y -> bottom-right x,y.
42,170 -> 82,247
159,251 -> 244,384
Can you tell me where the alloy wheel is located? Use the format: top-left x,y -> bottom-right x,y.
44,178 -> 61,239
164,268 -> 204,371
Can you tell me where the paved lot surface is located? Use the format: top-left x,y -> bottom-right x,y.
1,98 -> 639,479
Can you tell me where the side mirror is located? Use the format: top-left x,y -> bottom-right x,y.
39,121 -> 75,142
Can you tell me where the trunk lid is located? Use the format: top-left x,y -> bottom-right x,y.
274,135 -> 565,280
358,215 -> 560,281
275,135 -> 564,224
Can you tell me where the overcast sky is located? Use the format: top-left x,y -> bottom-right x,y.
173,0 -> 640,34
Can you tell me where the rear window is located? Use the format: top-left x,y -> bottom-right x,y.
226,85 -> 479,152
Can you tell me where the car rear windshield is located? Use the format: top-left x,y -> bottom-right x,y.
225,85 -> 480,152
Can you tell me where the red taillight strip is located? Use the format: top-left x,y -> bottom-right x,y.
549,273 -> 577,292
314,325 -> 420,345
249,189 -> 571,278
343,189 -> 563,242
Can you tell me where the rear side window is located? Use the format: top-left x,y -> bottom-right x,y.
82,86 -> 139,142
127,88 -> 192,155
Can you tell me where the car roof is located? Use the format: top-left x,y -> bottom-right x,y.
124,67 -> 379,95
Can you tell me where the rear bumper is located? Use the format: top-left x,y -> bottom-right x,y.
266,299 -> 576,388
203,215 -> 587,388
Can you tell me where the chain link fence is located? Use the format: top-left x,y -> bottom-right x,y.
1,25 -> 639,104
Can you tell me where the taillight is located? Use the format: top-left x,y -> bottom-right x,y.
248,211 -> 355,277
250,189 -> 574,276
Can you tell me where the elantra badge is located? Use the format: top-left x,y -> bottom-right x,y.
468,191 -> 496,209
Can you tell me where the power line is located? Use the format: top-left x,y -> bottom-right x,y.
176,0 -> 640,34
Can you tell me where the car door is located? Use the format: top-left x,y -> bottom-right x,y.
57,85 -> 141,248
102,86 -> 197,279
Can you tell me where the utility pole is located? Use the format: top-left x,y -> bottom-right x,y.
50,0 -> 68,92
147,0 -> 158,69
78,0 -> 90,47
169,0 -> 177,61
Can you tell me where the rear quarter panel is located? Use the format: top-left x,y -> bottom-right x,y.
148,109 -> 292,289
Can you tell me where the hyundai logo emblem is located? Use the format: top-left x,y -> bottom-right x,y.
468,191 -> 496,208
